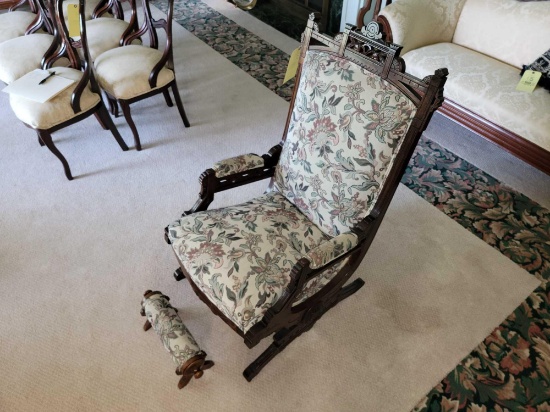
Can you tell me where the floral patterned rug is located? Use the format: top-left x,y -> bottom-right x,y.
155,0 -> 550,409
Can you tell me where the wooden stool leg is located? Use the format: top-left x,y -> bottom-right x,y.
176,354 -> 214,389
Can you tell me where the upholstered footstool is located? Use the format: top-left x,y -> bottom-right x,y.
140,290 -> 214,389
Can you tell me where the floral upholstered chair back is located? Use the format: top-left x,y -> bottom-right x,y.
275,50 -> 418,237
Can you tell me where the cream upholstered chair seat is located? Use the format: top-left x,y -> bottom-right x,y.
0,11 -> 37,44
86,18 -> 133,61
10,67 -> 101,129
0,33 -> 53,84
94,45 -> 175,100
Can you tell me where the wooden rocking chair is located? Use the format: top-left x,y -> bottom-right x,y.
164,16 -> 448,381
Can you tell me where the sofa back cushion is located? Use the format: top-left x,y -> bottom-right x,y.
274,50 -> 417,237
453,0 -> 550,68
380,0 -> 467,55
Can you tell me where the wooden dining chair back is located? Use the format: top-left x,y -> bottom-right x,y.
0,0 -> 43,44
164,16 -> 448,381
0,0 -> 57,85
94,0 -> 190,151
86,0 -> 140,60
7,0 -> 128,180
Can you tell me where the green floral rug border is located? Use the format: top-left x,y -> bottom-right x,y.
154,0 -> 550,409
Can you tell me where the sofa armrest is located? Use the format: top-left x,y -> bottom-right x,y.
212,153 -> 265,178
379,0 -> 466,55
305,233 -> 359,270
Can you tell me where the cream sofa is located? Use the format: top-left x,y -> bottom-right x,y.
376,0 -> 550,174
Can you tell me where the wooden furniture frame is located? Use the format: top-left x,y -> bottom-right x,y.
165,16 -> 447,381
102,0 -> 190,151
357,0 -> 550,175
29,0 -> 128,180
0,0 -> 19,10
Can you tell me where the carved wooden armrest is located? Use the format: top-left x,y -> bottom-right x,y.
211,153 -> 265,178
186,144 -> 282,213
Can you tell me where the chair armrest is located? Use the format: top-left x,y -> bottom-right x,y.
182,144 -> 282,216
379,0 -> 465,55
305,233 -> 358,269
212,153 -> 265,178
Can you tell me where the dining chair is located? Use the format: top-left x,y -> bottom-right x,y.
164,17 -> 448,380
0,0 -> 54,85
86,0 -> 140,60
0,0 -> 40,44
8,0 -> 128,180
94,0 -> 190,151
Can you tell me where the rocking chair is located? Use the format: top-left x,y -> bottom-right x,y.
164,17 -> 448,381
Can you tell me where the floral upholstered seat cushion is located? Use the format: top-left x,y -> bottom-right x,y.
274,50 -> 417,237
167,192 -> 357,333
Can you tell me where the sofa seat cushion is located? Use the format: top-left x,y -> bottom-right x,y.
167,192 -> 350,333
0,11 -> 36,44
9,67 -> 101,130
402,43 -> 550,151
0,33 -> 53,84
94,45 -> 174,100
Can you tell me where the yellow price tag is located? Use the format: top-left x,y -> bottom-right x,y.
516,70 -> 542,93
283,48 -> 301,84
67,4 -> 80,38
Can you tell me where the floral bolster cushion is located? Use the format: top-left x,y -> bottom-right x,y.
141,291 -> 202,368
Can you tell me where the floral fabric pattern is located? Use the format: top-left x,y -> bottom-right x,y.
275,50 -> 417,237
306,232 -> 358,269
167,192 -> 333,332
141,293 -> 201,367
212,153 -> 264,178
151,0 -> 550,407
405,136 -> 550,411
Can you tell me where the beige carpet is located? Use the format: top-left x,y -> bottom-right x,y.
0,9 -> 541,412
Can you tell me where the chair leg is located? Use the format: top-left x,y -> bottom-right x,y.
242,278 -> 365,381
37,130 -> 73,181
119,100 -> 142,151
107,95 -> 119,118
171,82 -> 190,128
163,89 -> 174,107
37,133 -> 45,147
97,104 -> 129,151
94,112 -> 108,130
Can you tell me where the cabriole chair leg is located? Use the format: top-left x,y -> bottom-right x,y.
171,82 -> 190,128
97,104 -> 129,151
37,130 -> 73,181
119,100 -> 141,151
163,89 -> 173,107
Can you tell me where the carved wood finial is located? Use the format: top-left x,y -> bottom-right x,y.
361,21 -> 382,41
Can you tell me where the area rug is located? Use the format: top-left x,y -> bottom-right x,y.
0,3 -> 548,412
154,0 -> 550,409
